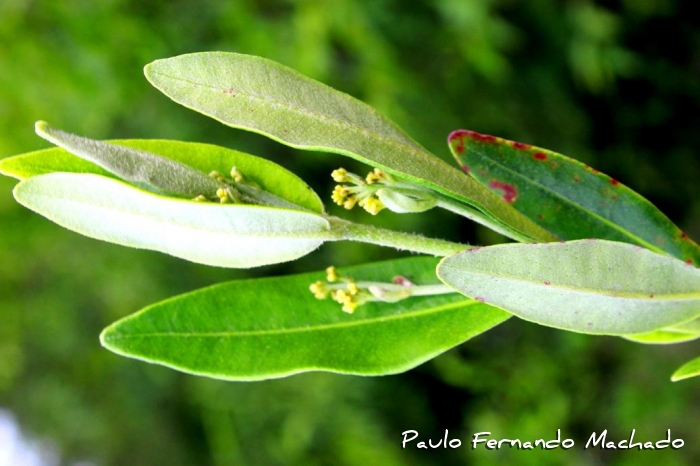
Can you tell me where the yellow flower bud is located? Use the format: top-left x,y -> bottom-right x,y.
230,166 -> 243,183
309,281 -> 328,299
359,196 -> 384,215
331,185 -> 349,206
331,168 -> 349,182
209,170 -> 226,183
342,197 -> 358,210
326,266 -> 339,282
341,301 -> 359,314
216,187 -> 230,203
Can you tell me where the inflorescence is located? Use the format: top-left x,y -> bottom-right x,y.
309,266 -> 438,314
331,167 -> 388,215
330,167 -> 438,215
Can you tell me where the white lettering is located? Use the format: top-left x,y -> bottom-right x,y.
401,430 -> 418,449
655,429 -> 670,449
545,429 -> 561,449
585,430 -> 607,449
628,429 -> 642,450
471,432 -> 490,449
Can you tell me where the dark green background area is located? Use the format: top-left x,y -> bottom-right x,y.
1,0 -> 699,464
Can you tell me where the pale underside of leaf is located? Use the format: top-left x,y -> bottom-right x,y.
437,240 -> 700,335
144,52 -> 556,243
100,257 -> 510,380
14,173 -> 332,268
35,121 -> 222,199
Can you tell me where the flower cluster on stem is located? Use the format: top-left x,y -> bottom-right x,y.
330,167 -> 438,215
309,266 -> 454,313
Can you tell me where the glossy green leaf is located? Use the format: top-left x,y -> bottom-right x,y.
622,328 -> 700,345
14,173 -> 332,268
448,130 -> 700,264
623,319 -> 700,344
100,257 -> 510,380
144,52 -> 557,243
1,128 -> 323,213
671,355 -> 700,382
437,239 -> 700,335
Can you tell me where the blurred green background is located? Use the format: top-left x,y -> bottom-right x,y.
1,0 -> 699,464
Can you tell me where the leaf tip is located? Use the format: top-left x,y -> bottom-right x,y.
99,324 -> 119,351
143,61 -> 155,79
670,373 -> 684,382
34,120 -> 50,137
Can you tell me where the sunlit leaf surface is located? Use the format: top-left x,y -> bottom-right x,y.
101,257 -> 509,380
14,173 -> 331,268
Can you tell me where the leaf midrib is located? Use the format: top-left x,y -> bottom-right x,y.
440,265 -> 700,300
150,70 -> 511,216
104,299 -> 484,340
150,69 -> 425,152
466,145 -> 663,253
22,188 -> 332,240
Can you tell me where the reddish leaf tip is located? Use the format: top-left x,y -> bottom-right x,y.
512,141 -> 532,150
449,129 -> 498,144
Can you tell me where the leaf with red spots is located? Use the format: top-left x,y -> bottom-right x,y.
437,240 -> 700,335
448,130 -> 700,263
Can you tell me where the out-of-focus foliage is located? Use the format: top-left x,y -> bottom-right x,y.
1,0 -> 699,464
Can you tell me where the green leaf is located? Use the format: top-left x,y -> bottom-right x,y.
13,172 -> 332,268
35,121 -> 224,199
671,355 -> 700,382
623,319 -> 700,344
448,130 -> 700,264
437,239 -> 700,335
144,52 -> 557,243
1,126 -> 323,213
100,256 -> 509,380
622,328 -> 700,345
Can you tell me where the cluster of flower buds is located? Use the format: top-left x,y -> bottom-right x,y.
330,168 -> 388,215
330,167 -> 438,215
310,266 -> 445,314
191,167 -> 249,204
309,266 -> 372,313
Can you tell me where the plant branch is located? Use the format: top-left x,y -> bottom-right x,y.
327,216 -> 471,256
